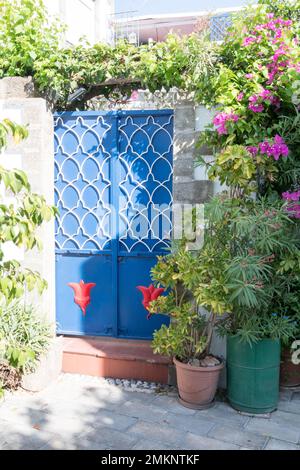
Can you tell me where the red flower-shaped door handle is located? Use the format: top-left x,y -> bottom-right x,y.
137,284 -> 164,319
68,280 -> 96,316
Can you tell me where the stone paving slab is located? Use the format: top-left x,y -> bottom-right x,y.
207,423 -> 268,449
264,438 -> 300,450
0,373 -> 299,450
196,402 -> 250,427
161,411 -> 216,436
245,416 -> 300,444
183,432 -> 241,450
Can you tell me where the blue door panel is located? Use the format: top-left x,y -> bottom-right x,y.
56,254 -> 113,336
118,256 -> 169,339
54,110 -> 173,339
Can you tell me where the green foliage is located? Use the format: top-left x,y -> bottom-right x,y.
0,119 -> 28,147
0,0 -> 219,109
203,195 -> 300,344
151,193 -> 300,351
190,0 -> 300,348
152,302 -> 208,361
258,0 -> 300,22
0,0 -> 64,77
34,33 -> 219,109
0,118 -> 56,390
0,301 -> 52,373
149,246 -> 217,362
196,1 -> 300,197
206,145 -> 257,194
218,311 -> 297,346
152,194 -> 300,351
0,119 -> 57,303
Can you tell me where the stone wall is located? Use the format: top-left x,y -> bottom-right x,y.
174,101 -> 227,385
0,77 -> 55,326
173,101 -> 214,205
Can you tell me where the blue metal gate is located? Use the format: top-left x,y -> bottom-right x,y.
54,110 -> 173,339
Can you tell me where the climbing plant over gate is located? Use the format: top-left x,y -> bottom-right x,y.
1,0 -> 299,112
0,0 -> 218,109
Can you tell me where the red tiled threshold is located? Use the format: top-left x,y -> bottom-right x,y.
62,336 -> 172,384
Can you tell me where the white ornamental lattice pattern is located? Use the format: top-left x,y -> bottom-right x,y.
54,112 -> 173,254
54,115 -> 113,251
118,114 -> 173,253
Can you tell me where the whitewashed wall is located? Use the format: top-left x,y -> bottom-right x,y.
0,77 -> 55,327
44,0 -> 114,45
194,104 -> 228,195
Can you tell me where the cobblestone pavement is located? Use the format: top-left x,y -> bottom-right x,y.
0,374 -> 299,450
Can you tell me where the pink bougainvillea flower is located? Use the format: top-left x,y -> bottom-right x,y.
249,89 -> 280,110
258,135 -> 289,160
249,95 -> 258,103
259,141 -> 272,155
274,29 -> 282,40
287,205 -> 300,219
272,134 -> 289,159
247,146 -> 258,157
68,280 -> 96,316
242,36 -> 257,46
248,94 -> 266,113
137,284 -> 164,319
282,191 -> 300,219
292,64 -> 300,73
248,103 -> 264,113
130,90 -> 139,101
282,190 -> 300,201
237,92 -> 244,101
213,112 -> 239,135
259,89 -> 272,100
272,45 -> 288,62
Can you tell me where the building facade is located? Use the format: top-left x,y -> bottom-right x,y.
43,0 -> 115,45
113,7 -> 243,45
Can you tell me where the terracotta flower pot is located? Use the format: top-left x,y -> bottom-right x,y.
280,347 -> 300,388
174,357 -> 224,410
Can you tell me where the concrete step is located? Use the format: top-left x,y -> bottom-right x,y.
62,336 -> 172,384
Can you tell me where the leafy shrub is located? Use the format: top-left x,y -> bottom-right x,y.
0,0 -> 63,78
197,2 -> 300,198
0,118 -> 56,394
192,0 -> 300,348
0,0 -> 219,108
150,194 -> 300,351
149,245 -> 217,362
0,301 -> 52,373
200,195 -> 300,345
0,119 -> 57,303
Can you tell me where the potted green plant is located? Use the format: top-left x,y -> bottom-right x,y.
202,195 -> 299,413
148,245 -> 224,410
220,194 -> 300,395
